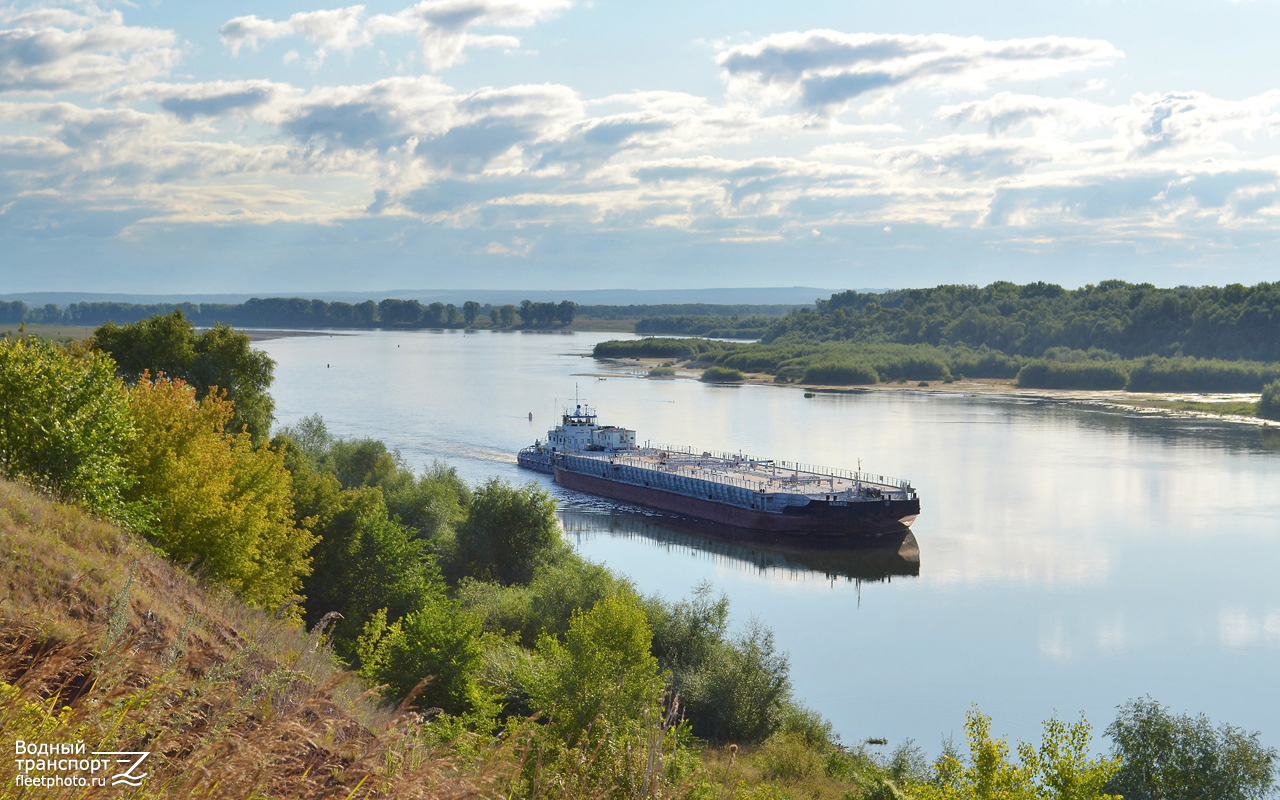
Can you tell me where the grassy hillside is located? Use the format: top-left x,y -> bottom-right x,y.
0,478 -> 502,798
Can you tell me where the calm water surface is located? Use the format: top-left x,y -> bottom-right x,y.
259,329 -> 1280,750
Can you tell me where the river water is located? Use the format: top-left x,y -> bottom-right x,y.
258,328 -> 1280,752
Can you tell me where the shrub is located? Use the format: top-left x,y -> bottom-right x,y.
801,362 -> 879,385
1259,380 -> 1280,421
1105,697 -> 1278,800
1127,357 -> 1280,393
681,620 -> 791,743
461,555 -> 626,647
1015,360 -> 1130,390
356,600 -> 494,717
912,707 -> 1119,800
0,336 -> 135,519
648,366 -> 676,377
702,365 -> 745,383
524,591 -> 665,747
756,731 -> 826,783
593,337 -> 712,360
302,486 -> 439,653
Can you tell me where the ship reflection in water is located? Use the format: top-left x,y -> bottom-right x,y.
557,507 -> 920,584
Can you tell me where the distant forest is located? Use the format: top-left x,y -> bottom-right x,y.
602,281 -> 1280,394
0,297 -> 577,329
636,281 -> 1280,362
0,296 -> 802,330
764,281 -> 1280,362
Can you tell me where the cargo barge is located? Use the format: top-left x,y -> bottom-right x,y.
518,403 -> 920,535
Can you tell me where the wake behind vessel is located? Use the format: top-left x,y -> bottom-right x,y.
518,403 -> 920,535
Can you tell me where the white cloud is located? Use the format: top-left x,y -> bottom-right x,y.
716,31 -> 1122,115
0,3 -> 180,94
1127,90 -> 1280,155
220,0 -> 571,69
940,91 -> 1120,136
108,80 -> 294,120
983,161 -> 1280,230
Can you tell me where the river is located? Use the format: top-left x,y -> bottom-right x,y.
258,328 -> 1280,752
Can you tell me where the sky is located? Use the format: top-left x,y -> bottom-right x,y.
2,0 -> 1280,294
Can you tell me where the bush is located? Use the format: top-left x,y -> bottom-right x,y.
461,556 -> 626,647
1015,360 -> 1130,389
701,365 -> 745,383
681,620 -> 791,743
0,336 -> 135,519
356,600 -> 494,717
912,707 -> 1119,800
453,479 -> 562,585
1259,380 -> 1280,421
801,362 -> 879,385
302,486 -> 439,653
756,731 -> 826,783
524,591 -> 664,747
593,337 -> 714,360
1105,697 -> 1278,800
1127,357 -> 1280,393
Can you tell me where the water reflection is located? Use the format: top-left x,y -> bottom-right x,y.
558,508 -> 920,583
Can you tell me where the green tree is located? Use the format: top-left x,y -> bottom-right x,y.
524,590 -> 665,746
93,311 -> 276,442
453,478 -> 562,584
123,374 -> 314,610
463,300 -> 481,325
355,597 -> 493,716
1259,380 -> 1280,421
1105,697 -> 1278,800
556,300 -> 577,326
0,336 -> 135,519
300,485 -> 438,654
499,304 -> 517,327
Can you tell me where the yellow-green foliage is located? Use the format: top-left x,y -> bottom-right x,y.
755,731 -> 826,783
0,335 -> 135,518
526,590 -> 666,747
355,602 -> 496,718
123,373 -> 315,610
908,707 -> 1119,800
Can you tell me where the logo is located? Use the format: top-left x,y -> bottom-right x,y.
13,740 -> 150,789
93,751 -> 150,787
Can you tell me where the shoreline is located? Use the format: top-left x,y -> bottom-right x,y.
592,358 -> 1279,429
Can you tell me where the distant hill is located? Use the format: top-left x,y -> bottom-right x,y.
1,286 -> 848,308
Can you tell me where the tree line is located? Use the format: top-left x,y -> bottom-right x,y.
762,280 -> 1280,362
1,296 -> 577,329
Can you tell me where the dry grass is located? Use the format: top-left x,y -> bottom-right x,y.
0,479 -> 508,799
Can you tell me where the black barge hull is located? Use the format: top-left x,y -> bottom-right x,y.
553,466 -> 919,535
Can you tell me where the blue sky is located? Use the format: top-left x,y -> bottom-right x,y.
2,0 -> 1279,294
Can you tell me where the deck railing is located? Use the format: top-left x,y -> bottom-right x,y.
643,442 -> 913,491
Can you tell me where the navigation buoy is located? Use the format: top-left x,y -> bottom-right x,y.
528,412 -> 533,421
